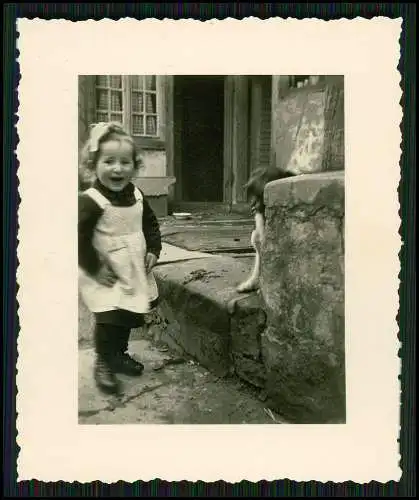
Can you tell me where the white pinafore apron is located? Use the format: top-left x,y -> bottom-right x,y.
78,187 -> 159,314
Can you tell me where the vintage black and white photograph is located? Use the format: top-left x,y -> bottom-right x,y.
77,74 -> 346,425
16,16 -> 403,483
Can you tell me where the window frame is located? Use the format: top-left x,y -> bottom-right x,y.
94,75 -> 166,151
127,76 -> 159,140
287,75 -> 326,90
95,76 -> 124,125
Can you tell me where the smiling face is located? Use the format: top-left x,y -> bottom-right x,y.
95,137 -> 136,191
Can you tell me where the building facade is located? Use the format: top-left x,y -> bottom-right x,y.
78,74 -> 344,216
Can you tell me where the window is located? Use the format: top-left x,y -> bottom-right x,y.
94,75 -> 161,142
95,75 -> 124,123
130,75 -> 158,137
289,75 -> 324,89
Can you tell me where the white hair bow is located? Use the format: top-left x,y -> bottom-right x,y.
88,121 -> 125,153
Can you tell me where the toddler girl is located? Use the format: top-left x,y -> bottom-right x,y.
78,122 -> 162,395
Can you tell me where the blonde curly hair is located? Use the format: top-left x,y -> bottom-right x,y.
79,121 -> 144,188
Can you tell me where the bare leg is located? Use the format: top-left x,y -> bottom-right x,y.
236,213 -> 264,293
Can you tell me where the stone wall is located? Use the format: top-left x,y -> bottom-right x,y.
272,76 -> 344,175
139,150 -> 166,178
260,172 -> 345,423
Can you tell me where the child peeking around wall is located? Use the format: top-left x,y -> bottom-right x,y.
78,121 -> 162,395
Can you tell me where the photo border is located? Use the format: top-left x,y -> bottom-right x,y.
4,3 -> 415,496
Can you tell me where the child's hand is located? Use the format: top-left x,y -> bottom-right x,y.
145,252 -> 158,274
95,264 -> 118,287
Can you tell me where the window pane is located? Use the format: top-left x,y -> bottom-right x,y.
131,75 -> 143,90
109,75 -> 122,88
110,91 -> 122,112
97,112 -> 108,122
132,115 -> 144,135
96,90 -> 109,110
145,93 -> 156,113
110,113 -> 123,124
145,75 -> 156,90
131,91 -> 143,113
96,75 -> 108,87
146,116 -> 157,136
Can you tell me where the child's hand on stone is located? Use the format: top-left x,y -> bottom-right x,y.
95,264 -> 118,287
145,252 -> 158,274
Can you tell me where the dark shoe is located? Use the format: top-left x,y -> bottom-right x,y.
94,358 -> 121,395
112,352 -> 145,376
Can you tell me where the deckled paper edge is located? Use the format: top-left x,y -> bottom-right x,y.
15,16 -> 402,483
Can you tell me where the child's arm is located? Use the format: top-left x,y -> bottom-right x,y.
142,196 -> 162,260
78,193 -> 103,276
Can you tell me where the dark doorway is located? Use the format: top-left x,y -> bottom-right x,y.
176,76 -> 224,202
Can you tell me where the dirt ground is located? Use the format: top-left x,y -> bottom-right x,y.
79,339 -> 285,425
78,299 -> 285,426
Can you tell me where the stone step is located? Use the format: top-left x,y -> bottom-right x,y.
153,256 -> 268,389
